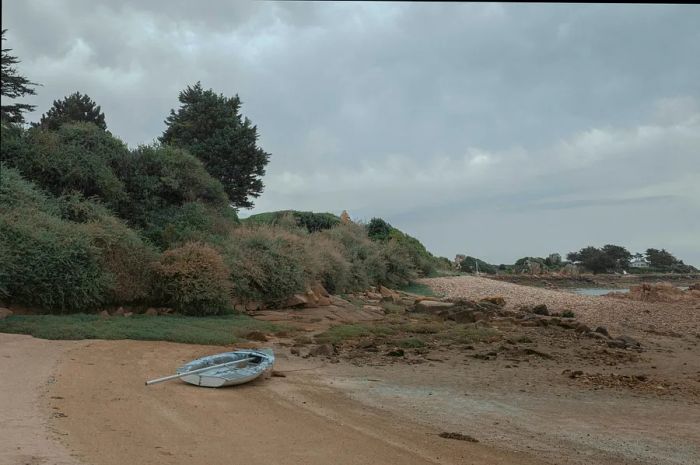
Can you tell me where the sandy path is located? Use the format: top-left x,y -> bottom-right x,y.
46,339 -> 544,465
0,333 -> 85,465
421,276 -> 700,334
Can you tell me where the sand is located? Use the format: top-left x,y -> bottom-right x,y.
1,334 -> 543,465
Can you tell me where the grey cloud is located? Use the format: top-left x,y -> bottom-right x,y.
3,2 -> 699,265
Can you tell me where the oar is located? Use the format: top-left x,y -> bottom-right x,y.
145,357 -> 255,386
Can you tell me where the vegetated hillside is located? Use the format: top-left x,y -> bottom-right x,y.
244,210 -> 341,232
0,123 -> 444,315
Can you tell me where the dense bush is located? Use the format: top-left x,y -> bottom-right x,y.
115,144 -> 230,227
0,169 -> 114,311
2,123 -> 128,209
320,223 -> 387,290
244,210 -> 340,233
223,226 -> 309,303
154,243 -> 232,316
460,256 -> 498,274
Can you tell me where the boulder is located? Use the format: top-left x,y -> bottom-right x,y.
246,301 -> 263,312
123,312 -> 133,318
144,308 -> 158,316
285,294 -> 308,308
414,300 -> 455,313
480,296 -> 506,308
0,308 -> 14,320
316,296 -> 332,307
98,310 -> 110,319
308,344 -> 335,357
379,285 -> 400,301
112,307 -> 125,317
362,305 -> 384,312
594,326 -> 609,336
311,283 -> 330,298
532,304 -> 549,316
386,348 -> 405,357
365,292 -> 382,301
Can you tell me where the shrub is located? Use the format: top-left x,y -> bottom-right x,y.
0,205 -> 113,312
223,226 -> 309,303
244,210 -> 340,233
154,243 -> 232,316
2,123 -> 128,209
143,201 -> 238,250
115,144 -> 229,227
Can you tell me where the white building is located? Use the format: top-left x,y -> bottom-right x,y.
630,258 -> 649,268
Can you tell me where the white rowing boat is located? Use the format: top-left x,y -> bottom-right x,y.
146,349 -> 275,388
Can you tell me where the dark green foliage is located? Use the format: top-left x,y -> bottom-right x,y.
115,144 -> 229,228
0,313 -> 281,345
601,244 -> 632,269
645,248 -> 678,268
1,29 -> 38,123
37,91 -> 107,130
568,244 -> 631,273
244,210 -> 340,233
367,217 -> 393,241
2,123 -> 128,208
154,242 -> 232,316
459,256 -> 497,274
0,180 -> 114,311
160,82 -> 270,208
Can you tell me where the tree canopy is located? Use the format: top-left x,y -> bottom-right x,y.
1,29 -> 38,123
160,82 -> 270,209
37,91 -> 107,130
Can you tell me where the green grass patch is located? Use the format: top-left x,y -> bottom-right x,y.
314,323 -> 397,345
0,313 -> 283,345
442,324 -> 501,344
397,282 -> 438,297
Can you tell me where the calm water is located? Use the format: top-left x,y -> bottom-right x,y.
570,288 -> 627,296
570,286 -> 688,296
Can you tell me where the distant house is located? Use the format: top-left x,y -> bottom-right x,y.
630,258 -> 649,268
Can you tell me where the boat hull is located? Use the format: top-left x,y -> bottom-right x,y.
177,349 -> 274,388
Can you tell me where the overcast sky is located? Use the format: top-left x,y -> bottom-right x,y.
4,2 -> 699,265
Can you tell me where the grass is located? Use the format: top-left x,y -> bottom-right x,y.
314,323 -> 397,344
398,281 -> 439,297
443,324 -> 501,344
393,337 -> 426,349
0,313 -> 284,345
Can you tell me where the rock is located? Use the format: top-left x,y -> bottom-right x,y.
574,323 -> 591,333
479,296 -> 506,307
98,310 -> 110,319
414,300 -> 455,313
586,331 -> 608,340
311,283 -> 330,297
452,309 -> 476,323
386,348 -> 405,357
0,307 -> 12,319
617,335 -> 642,349
271,371 -> 286,378
365,292 -> 382,301
112,307 -> 125,316
594,326 -> 609,336
245,331 -> 268,342
316,296 -> 332,307
123,312 -> 133,317
158,307 -> 174,315
330,295 -> 352,307
285,294 -> 308,308
362,305 -> 384,312
246,301 -> 263,312
532,304 -> 549,316
290,347 -> 300,356
144,308 -> 158,316
309,344 -> 335,357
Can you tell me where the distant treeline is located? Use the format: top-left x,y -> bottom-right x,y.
456,245 -> 696,275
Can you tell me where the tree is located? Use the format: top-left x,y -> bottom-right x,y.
601,244 -> 632,270
570,246 -> 615,274
160,82 -> 270,209
645,248 -> 678,268
1,29 -> 38,123
37,91 -> 107,130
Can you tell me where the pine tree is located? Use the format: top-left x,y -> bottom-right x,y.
1,29 -> 38,123
160,82 -> 270,209
38,91 -> 107,130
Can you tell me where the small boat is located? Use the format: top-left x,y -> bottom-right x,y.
178,349 -> 275,388
145,349 -> 275,388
